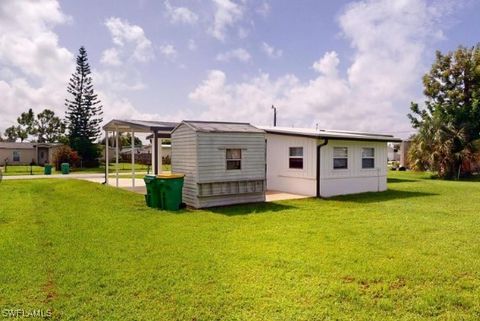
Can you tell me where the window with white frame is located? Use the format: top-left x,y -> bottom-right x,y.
226,149 -> 241,170
289,147 -> 303,169
13,151 -> 20,162
362,147 -> 375,169
333,147 -> 348,169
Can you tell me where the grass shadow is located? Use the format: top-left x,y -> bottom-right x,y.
330,189 -> 438,204
208,201 -> 298,216
387,177 -> 418,183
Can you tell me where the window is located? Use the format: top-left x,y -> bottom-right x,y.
226,149 -> 241,170
333,147 -> 348,169
362,147 -> 375,169
289,147 -> 304,169
13,151 -> 20,162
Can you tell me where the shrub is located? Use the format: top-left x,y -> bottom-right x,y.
53,146 -> 80,170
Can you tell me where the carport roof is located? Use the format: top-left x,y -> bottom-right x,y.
102,119 -> 179,133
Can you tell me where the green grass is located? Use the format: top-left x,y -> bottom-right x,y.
1,165 -> 53,176
1,163 -> 171,176
1,171 -> 480,320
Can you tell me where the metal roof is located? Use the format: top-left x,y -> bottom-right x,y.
177,120 -> 265,133
102,119 -> 180,133
259,126 -> 402,142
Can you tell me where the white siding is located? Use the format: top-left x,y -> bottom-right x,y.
265,134 -> 389,198
196,132 -> 265,182
172,125 -> 266,208
319,140 -> 388,197
171,124 -> 199,208
265,134 -> 317,196
196,132 -> 265,208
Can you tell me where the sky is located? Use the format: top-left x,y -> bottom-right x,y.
1,0 -> 479,139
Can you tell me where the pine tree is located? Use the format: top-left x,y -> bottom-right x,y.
65,46 -> 103,166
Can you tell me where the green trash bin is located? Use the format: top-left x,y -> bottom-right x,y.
44,164 -> 52,175
157,173 -> 184,211
144,175 -> 161,208
61,163 -> 70,174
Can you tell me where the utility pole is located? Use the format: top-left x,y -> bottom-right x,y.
271,105 -> 277,127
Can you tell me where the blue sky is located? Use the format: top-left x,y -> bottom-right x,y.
1,0 -> 479,138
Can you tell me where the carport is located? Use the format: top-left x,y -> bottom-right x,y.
102,120 -> 179,188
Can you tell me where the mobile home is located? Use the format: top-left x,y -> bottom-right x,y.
260,127 -> 401,198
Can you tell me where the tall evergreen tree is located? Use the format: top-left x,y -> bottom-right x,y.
65,46 -> 103,166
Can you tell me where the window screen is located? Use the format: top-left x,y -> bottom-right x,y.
226,149 -> 241,170
13,151 -> 20,162
289,147 -> 303,169
333,147 -> 348,169
362,147 -> 375,169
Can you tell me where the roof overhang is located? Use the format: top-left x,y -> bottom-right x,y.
260,126 -> 403,143
102,119 -> 180,134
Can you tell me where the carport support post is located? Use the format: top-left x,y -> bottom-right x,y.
153,131 -> 159,175
105,130 -> 109,185
115,127 -> 119,188
158,138 -> 163,174
131,130 -> 135,188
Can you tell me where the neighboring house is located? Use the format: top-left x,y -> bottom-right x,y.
172,121 -> 266,208
119,144 -> 171,164
260,126 -> 401,198
387,143 -> 401,162
120,145 -> 172,159
0,142 -> 64,165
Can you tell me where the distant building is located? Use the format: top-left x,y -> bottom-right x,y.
0,142 -> 64,165
399,140 -> 412,168
387,143 -> 400,162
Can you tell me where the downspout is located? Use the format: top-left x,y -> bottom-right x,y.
316,138 -> 329,198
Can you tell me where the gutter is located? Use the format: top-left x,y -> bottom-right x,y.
316,138 -> 329,198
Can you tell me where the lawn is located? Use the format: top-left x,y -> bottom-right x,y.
1,163 -> 170,176
1,171 -> 480,320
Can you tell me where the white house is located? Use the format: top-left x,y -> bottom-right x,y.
260,126 -> 401,198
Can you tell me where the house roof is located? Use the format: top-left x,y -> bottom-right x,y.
176,120 -> 265,134
102,119 -> 179,133
259,126 -> 402,142
0,142 -> 64,149
0,142 -> 35,149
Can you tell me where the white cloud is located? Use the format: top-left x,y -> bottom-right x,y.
189,0 -> 460,135
210,0 -> 244,41
216,48 -> 251,63
0,0 -> 74,131
104,17 -> 154,63
261,42 -> 283,58
0,2 -> 157,136
312,51 -> 339,76
159,44 -> 177,60
100,48 -> 121,66
164,0 -> 199,25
